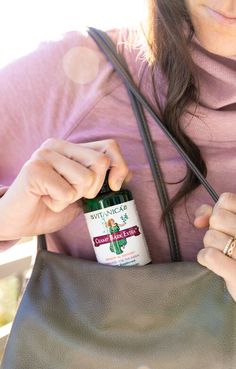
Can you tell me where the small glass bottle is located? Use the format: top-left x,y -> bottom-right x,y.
83,170 -> 152,266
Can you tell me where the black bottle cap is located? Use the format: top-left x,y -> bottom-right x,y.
99,170 -> 112,194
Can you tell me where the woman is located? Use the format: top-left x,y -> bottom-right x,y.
106,218 -> 127,255
0,0 -> 235,301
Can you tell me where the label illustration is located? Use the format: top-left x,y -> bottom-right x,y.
85,200 -> 151,266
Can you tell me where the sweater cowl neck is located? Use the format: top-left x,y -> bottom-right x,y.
190,34 -> 236,110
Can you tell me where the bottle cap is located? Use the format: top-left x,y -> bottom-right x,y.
99,170 -> 112,194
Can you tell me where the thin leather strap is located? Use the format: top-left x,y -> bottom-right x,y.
88,27 -> 181,261
127,89 -> 181,260
88,27 -> 219,203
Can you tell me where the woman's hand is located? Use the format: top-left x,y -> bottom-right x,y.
0,138 -> 131,240
194,193 -> 236,301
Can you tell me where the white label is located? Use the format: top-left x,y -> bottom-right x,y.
84,200 -> 151,266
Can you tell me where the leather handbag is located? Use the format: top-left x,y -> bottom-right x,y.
1,28 -> 236,369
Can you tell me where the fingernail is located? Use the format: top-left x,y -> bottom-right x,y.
112,178 -> 123,191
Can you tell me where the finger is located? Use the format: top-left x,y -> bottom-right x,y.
40,139 -> 111,173
43,138 -> 131,191
34,149 -> 110,200
209,206 -> 236,236
216,192 -> 236,213
80,139 -> 130,190
194,204 -> 213,228
203,229 -> 236,260
26,161 -> 77,210
197,247 -> 236,284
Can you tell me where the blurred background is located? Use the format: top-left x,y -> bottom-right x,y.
0,0 -> 146,360
0,0 -> 146,68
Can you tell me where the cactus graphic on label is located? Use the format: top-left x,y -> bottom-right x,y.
120,213 -> 129,223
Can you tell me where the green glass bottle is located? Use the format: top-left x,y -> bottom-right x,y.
83,170 -> 152,266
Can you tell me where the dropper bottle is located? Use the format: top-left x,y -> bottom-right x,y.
83,170 -> 152,266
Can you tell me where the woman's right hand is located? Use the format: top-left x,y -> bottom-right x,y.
0,138 -> 131,240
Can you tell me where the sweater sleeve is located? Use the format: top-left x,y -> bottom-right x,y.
0,185 -> 20,250
0,28 -> 118,250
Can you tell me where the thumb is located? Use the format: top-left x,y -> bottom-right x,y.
194,204 -> 213,229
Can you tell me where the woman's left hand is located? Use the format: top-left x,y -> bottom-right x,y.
194,192 -> 236,302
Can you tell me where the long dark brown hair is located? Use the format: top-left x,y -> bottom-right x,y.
145,0 -> 207,218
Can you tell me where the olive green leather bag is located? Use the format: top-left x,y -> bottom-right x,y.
1,28 -> 236,369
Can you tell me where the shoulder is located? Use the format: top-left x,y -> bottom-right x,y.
0,27 -> 149,144
0,26 -> 144,100
0,28 -> 120,91
59,27 -> 143,88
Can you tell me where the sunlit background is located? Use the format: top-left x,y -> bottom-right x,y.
0,0 -> 146,68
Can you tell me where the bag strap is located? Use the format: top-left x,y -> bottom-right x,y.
88,28 -> 182,261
